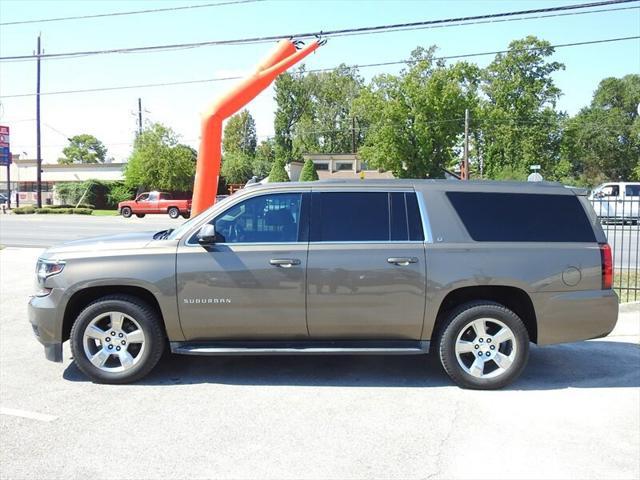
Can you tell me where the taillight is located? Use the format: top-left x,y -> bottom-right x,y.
599,243 -> 613,290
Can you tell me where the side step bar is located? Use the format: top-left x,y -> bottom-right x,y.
170,340 -> 430,356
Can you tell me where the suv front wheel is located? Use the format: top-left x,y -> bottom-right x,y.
436,301 -> 530,390
70,295 -> 165,384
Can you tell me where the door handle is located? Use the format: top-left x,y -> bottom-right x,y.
387,257 -> 418,266
270,258 -> 301,268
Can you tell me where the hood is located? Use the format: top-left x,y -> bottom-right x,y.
41,231 -> 158,259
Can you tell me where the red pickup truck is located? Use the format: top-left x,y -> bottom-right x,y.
118,192 -> 191,219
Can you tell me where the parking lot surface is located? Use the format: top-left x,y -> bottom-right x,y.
1,247 -> 639,480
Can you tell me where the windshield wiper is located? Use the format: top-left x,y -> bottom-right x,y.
153,229 -> 174,240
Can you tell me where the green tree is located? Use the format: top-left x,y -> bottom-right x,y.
562,74 -> 640,182
253,138 -> 276,179
299,158 -> 319,181
125,123 -> 196,192
268,158 -> 290,182
274,68 -> 311,163
479,36 -> 565,179
354,47 -> 481,178
221,151 -> 253,184
222,110 -> 257,156
58,134 -> 107,164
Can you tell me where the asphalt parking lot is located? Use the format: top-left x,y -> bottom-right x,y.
0,247 -> 638,479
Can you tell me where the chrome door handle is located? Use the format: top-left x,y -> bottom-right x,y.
270,258 -> 301,268
387,257 -> 418,266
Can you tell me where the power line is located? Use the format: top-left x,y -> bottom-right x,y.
1,35 -> 637,99
0,0 -> 637,62
0,0 -> 267,26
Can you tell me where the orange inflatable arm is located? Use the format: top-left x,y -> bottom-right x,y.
191,39 -> 322,216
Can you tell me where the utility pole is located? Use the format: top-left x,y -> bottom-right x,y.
351,116 -> 356,154
137,98 -> 143,136
36,34 -> 42,207
461,108 -> 470,180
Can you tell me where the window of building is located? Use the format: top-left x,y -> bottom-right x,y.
314,163 -> 329,171
446,192 -> 596,242
336,162 -> 353,171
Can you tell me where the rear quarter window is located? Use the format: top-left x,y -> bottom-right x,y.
446,192 -> 596,242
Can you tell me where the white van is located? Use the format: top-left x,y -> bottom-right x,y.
589,182 -> 640,224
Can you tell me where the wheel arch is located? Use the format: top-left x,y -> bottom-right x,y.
62,285 -> 166,343
431,285 -> 538,343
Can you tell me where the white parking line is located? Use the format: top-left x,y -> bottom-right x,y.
0,407 -> 57,422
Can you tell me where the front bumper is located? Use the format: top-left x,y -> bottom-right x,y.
28,288 -> 65,363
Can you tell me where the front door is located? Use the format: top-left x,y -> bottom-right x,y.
176,191 -> 309,340
306,190 -> 427,339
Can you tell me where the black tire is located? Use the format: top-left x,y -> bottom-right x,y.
69,295 -> 165,384
168,207 -> 180,219
121,206 -> 132,218
435,301 -> 529,390
135,213 -> 146,218
181,212 -> 190,219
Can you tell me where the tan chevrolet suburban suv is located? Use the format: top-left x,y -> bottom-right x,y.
29,180 -> 618,389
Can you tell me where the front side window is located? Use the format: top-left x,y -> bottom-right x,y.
210,193 -> 303,243
137,193 -> 150,202
600,185 -> 619,197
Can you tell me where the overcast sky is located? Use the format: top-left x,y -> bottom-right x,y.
0,0 -> 638,164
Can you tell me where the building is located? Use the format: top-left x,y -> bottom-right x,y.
286,153 -> 394,181
0,154 -> 125,205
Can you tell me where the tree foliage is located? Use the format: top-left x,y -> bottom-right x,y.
221,151 -> 254,184
125,123 -> 196,192
563,74 -> 640,181
222,110 -> 257,156
354,47 -> 480,178
58,134 -> 107,164
299,158 -> 319,181
253,138 -> 276,179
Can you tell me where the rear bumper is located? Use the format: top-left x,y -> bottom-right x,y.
532,289 -> 619,345
28,288 -> 65,363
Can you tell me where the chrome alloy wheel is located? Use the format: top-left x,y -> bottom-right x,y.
82,311 -> 146,373
454,318 -> 517,379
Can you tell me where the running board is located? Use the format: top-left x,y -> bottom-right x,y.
170,340 -> 430,356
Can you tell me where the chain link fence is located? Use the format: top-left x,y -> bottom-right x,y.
591,197 -> 639,303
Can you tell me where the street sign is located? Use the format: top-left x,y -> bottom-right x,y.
0,126 -> 10,166
528,172 -> 543,182
530,164 -> 541,170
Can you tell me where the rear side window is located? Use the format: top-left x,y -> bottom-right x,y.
310,192 -> 424,242
446,192 -> 596,242
625,184 -> 640,196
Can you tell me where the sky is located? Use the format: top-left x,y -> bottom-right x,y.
0,0 -> 638,164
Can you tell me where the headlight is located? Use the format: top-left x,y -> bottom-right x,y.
36,259 -> 65,286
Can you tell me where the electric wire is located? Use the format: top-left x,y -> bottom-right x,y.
1,35 -> 637,99
0,0 -> 636,62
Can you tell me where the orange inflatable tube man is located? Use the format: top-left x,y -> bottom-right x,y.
191,39 -> 323,216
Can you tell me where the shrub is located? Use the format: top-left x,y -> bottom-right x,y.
50,203 -> 94,210
72,208 -> 93,215
268,159 -> 290,183
299,158 -> 319,181
13,206 -> 35,214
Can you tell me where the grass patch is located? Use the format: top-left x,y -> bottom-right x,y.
614,269 -> 639,303
92,209 -> 119,216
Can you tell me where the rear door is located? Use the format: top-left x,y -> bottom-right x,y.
306,189 -> 426,339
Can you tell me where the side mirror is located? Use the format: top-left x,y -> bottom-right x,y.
197,224 -> 216,245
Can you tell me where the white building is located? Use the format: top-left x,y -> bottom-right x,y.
0,155 -> 125,205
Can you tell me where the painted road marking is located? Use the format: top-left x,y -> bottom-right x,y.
0,407 -> 57,422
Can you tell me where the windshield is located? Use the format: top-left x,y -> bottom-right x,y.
166,195 -> 235,241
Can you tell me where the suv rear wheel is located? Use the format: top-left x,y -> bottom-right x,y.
436,301 -> 529,389
168,207 -> 180,219
70,295 -> 165,384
